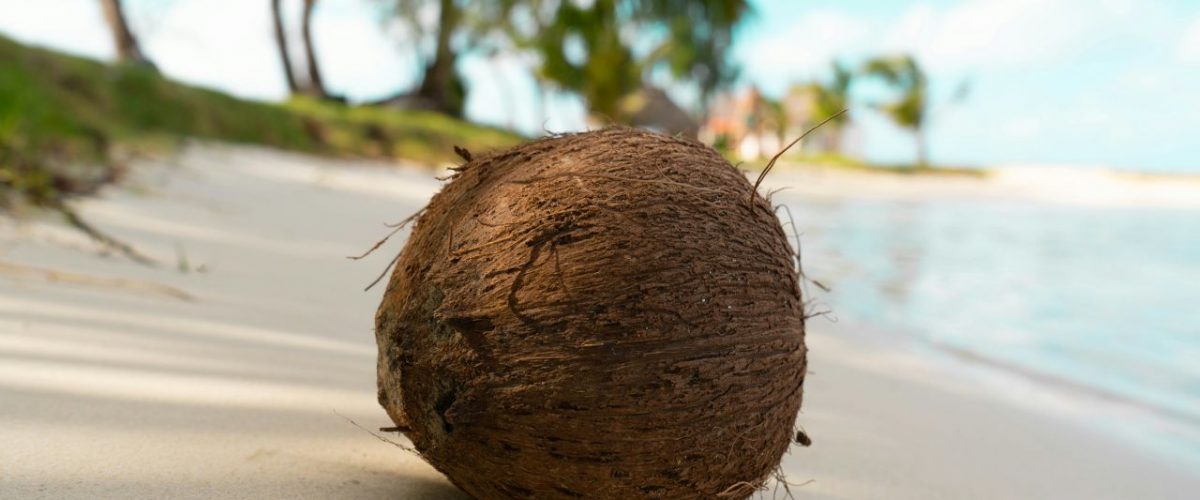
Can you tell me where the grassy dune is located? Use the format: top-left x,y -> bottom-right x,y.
0,34 -> 519,207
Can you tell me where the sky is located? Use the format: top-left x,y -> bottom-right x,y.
737,0 -> 1200,172
1,0 -> 1198,171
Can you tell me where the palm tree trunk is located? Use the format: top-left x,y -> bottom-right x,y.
271,0 -> 299,94
301,0 -> 330,99
415,0 -> 463,116
99,0 -> 151,66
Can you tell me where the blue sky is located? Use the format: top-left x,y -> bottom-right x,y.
1,0 -> 1198,171
737,0 -> 1200,171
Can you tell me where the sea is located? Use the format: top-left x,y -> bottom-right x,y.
780,194 -> 1200,460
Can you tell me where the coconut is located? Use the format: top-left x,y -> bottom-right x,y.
374,128 -> 807,499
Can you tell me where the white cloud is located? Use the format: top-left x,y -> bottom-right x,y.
1180,17 -> 1200,63
884,0 -> 1152,73
739,0 -> 1170,91
738,9 -> 873,83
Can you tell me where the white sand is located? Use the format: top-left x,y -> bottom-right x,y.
1,144 -> 1197,499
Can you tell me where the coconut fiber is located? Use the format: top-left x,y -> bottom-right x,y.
374,128 -> 807,499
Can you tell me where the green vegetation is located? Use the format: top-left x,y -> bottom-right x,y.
735,151 -> 987,177
728,55 -> 969,169
0,34 -> 519,208
525,0 -> 750,121
380,0 -> 749,122
805,61 -> 855,150
861,55 -> 931,166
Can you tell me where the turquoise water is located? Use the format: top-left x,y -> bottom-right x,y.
787,197 -> 1200,430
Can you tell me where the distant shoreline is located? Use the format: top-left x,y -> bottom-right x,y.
756,161 -> 1200,209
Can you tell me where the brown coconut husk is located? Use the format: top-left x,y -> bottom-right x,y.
374,128 -> 807,499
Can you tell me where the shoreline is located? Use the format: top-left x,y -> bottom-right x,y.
828,316 -> 1200,468
792,319 -> 1200,499
931,339 -> 1200,432
760,161 -> 1200,210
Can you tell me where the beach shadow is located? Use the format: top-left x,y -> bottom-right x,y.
277,449 -> 471,500
381,476 -> 470,500
0,473 -> 471,500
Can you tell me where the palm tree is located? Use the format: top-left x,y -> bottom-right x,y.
862,55 -> 929,165
271,0 -> 334,100
526,0 -> 750,124
99,0 -> 153,66
531,0 -> 641,121
379,0 -> 519,116
412,0 -> 467,116
300,0 -> 331,99
271,0 -> 300,94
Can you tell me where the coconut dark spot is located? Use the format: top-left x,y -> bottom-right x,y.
554,486 -> 584,497
500,483 -> 533,497
442,315 -> 494,334
433,387 -> 457,433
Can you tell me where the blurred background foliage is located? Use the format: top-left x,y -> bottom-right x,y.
1,0 -> 954,211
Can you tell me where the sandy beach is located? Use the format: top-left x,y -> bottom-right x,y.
2,144 -> 1198,499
